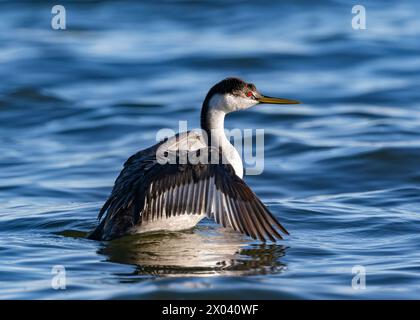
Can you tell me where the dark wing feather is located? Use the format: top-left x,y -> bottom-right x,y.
88,144 -> 288,241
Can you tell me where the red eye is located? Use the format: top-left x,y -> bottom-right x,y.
246,91 -> 253,97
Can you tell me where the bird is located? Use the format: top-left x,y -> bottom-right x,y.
88,77 -> 300,242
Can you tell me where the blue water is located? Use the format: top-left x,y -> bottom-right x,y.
1,0 -> 420,299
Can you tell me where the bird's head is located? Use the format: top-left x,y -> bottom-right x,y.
203,77 -> 300,113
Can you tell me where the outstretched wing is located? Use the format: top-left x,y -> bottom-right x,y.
89,145 -> 288,241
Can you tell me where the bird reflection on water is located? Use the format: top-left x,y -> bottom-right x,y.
97,226 -> 288,277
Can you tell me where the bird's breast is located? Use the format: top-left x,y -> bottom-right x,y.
134,214 -> 205,234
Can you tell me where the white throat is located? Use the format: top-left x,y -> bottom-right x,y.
203,94 -> 249,178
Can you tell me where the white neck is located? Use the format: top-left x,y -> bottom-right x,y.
204,109 -> 244,178
200,93 -> 258,178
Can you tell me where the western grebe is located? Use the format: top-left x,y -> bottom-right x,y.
89,77 -> 300,241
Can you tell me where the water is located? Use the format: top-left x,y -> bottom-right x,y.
1,0 -> 420,299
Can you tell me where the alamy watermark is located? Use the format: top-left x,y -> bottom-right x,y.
352,265 -> 366,290
352,5 -> 367,30
155,121 -> 265,176
51,5 -> 66,30
51,265 -> 66,290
